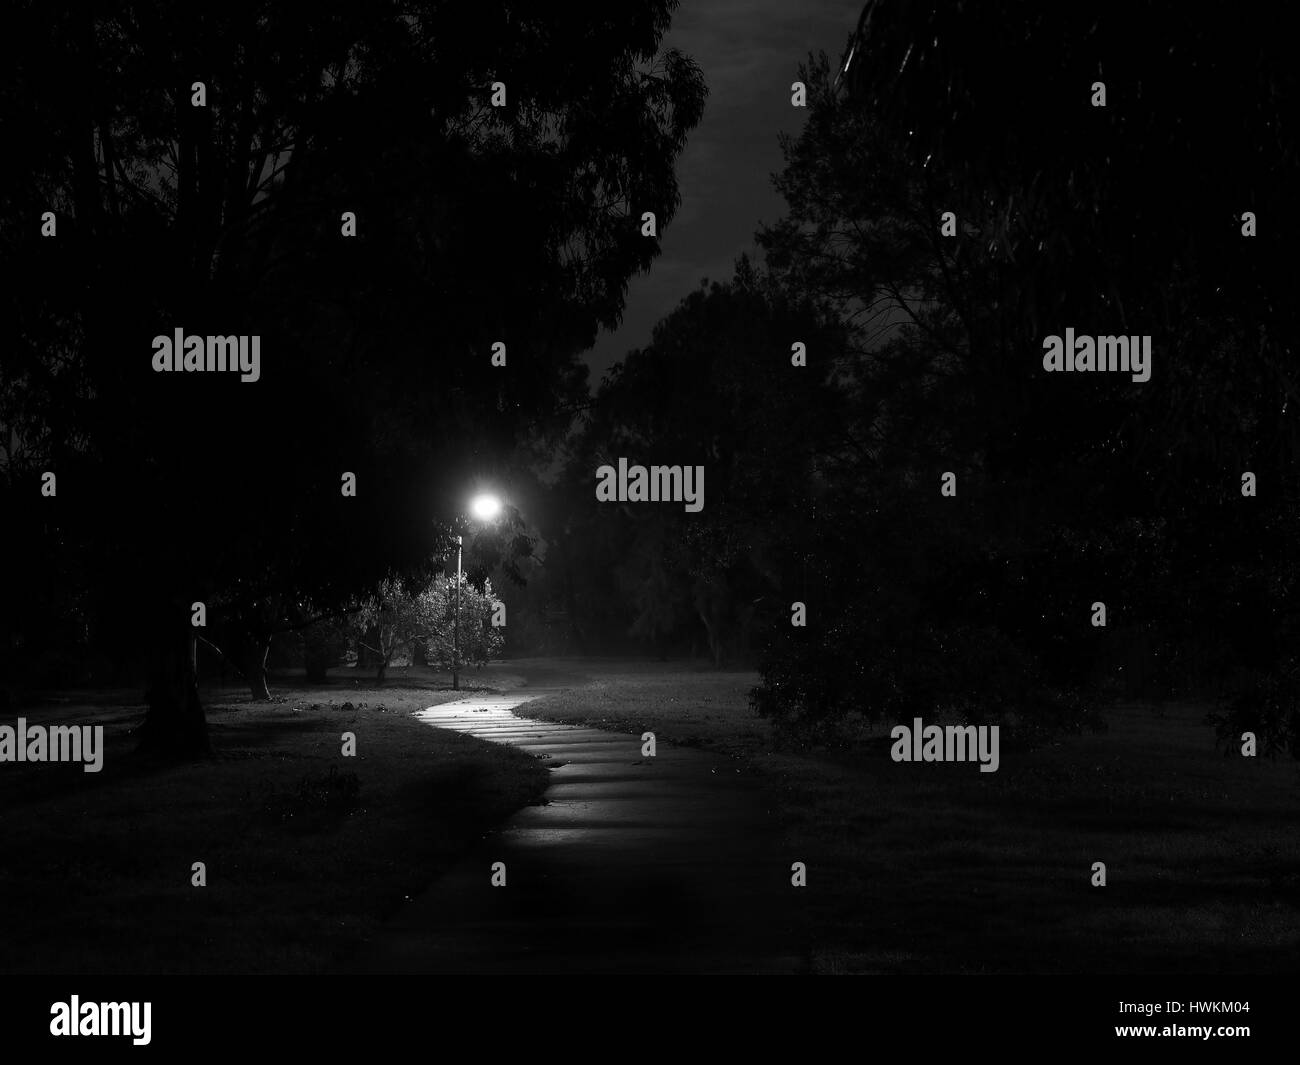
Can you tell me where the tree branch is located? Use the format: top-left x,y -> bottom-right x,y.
267,603 -> 363,636
195,635 -> 247,679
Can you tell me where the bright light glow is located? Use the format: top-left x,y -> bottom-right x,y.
469,493 -> 502,522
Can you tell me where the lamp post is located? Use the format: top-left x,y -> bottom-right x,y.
452,493 -> 503,691
452,534 -> 462,691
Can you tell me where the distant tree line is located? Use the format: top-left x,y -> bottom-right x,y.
512,3 -> 1300,755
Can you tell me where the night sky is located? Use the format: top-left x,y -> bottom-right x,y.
583,0 -> 864,385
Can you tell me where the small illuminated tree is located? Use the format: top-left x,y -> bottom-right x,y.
355,576 -> 502,683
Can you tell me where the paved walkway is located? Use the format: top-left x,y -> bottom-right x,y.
352,687 -> 806,973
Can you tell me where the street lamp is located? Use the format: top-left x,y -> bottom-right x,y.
469,493 -> 502,522
452,492 -> 503,691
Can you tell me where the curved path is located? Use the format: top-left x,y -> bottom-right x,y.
352,684 -> 806,973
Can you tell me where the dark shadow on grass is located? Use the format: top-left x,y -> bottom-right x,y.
0,723 -> 215,813
206,714 -> 341,747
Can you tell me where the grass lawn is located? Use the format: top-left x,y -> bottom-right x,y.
0,663 -> 546,974
519,659 -> 1300,974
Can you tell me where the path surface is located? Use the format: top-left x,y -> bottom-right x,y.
352,685 -> 806,973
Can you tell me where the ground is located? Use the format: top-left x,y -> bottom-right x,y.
4,657 -> 1297,974
0,665 -> 546,974
512,658 -> 1300,974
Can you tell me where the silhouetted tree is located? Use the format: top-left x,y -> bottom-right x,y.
0,2 -> 705,754
558,262 -> 846,663
753,4 -> 1299,732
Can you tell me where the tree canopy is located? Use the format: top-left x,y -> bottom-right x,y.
0,2 -> 705,751
747,3 -> 1300,739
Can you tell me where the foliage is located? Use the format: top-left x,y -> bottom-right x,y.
0,2 -> 705,749
554,263 -> 846,663
354,575 -> 503,680
749,6 -> 1298,734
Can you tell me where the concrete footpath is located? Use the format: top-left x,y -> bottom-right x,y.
351,687 -> 807,973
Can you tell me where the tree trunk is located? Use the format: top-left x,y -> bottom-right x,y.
376,651 -> 390,684
697,607 -> 724,669
246,638 -> 271,700
356,626 -> 379,670
138,601 -> 210,758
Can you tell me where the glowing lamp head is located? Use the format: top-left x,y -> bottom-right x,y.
469,493 -> 502,522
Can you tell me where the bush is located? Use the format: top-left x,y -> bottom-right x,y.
301,618 -> 354,682
1211,659 -> 1300,759
751,610 -> 1101,745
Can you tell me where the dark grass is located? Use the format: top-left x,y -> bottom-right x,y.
0,664 -> 547,974
517,659 -> 1300,974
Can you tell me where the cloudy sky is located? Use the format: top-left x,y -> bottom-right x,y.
582,0 -> 865,385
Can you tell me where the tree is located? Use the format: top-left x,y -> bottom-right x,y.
303,617 -> 354,684
355,579 -> 437,684
1,2 -> 705,754
751,5 -> 1299,732
424,574 -> 506,674
557,262 -> 846,663
354,574 -> 502,683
